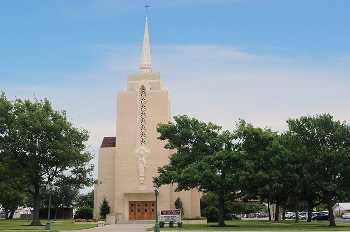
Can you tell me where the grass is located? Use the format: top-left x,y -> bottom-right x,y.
0,219 -> 96,232
156,220 -> 350,231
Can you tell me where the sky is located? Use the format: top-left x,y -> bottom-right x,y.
1,0 -> 350,177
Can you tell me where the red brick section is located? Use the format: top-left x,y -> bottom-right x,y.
101,137 -> 116,148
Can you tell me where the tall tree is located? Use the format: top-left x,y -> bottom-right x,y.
236,121 -> 303,222
154,115 -> 243,226
0,93 -> 26,219
288,114 -> 350,227
236,121 -> 280,220
0,93 -> 93,225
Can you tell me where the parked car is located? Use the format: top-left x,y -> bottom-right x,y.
285,212 -> 295,219
298,212 -> 307,220
342,213 -> 350,219
312,212 -> 329,220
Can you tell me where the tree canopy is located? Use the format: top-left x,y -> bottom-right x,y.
155,115 -> 243,226
0,93 -> 93,225
155,114 -> 350,227
287,114 -> 350,226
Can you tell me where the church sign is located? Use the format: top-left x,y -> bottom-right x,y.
160,209 -> 181,223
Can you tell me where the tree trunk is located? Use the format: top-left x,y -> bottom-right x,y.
328,203 -> 336,227
274,202 -> 280,222
267,201 -> 271,221
282,207 -> 286,220
218,193 -> 225,227
31,189 -> 42,226
307,205 -> 313,222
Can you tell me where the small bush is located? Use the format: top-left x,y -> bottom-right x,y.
100,198 -> 110,219
205,206 -> 219,222
74,207 -> 93,219
169,221 -> 174,227
159,221 -> 165,228
177,222 -> 183,227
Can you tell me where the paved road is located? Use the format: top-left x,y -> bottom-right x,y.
62,223 -> 152,232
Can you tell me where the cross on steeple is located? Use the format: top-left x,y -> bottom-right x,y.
144,0 -> 151,16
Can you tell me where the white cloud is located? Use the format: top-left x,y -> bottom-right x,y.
3,44 -> 350,178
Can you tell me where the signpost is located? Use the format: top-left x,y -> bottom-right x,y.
154,186 -> 160,232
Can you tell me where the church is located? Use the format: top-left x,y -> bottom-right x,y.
93,17 -> 201,221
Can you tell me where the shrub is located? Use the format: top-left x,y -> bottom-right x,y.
169,221 -> 174,227
205,206 -> 219,222
100,198 -> 110,219
159,221 -> 165,228
74,207 -> 93,219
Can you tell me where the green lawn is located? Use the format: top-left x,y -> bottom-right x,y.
0,219 -> 96,232
157,220 -> 350,231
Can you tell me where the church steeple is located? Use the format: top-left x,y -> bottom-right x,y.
140,17 -> 152,73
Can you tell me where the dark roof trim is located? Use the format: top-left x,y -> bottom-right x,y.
101,137 -> 116,148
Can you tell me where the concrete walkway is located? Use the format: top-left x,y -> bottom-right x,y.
62,223 -> 152,232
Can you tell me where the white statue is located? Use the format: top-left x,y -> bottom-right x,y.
138,153 -> 146,184
136,146 -> 149,185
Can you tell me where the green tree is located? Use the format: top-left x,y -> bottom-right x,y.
236,121 -> 278,220
0,181 -> 25,219
76,191 -> 94,209
75,191 -> 94,220
230,201 -> 266,215
0,153 -> 25,219
0,93 -> 93,225
0,93 -> 26,219
287,114 -> 350,227
42,177 -> 80,219
154,115 -> 243,226
236,121 -> 303,222
200,192 -> 246,221
100,198 -> 110,219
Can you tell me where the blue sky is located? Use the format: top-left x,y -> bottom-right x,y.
1,0 -> 349,81
1,1 -> 350,174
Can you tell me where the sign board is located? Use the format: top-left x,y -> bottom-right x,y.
160,209 -> 181,223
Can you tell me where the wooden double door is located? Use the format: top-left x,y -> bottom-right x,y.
129,201 -> 156,220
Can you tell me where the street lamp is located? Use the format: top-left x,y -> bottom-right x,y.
45,183 -> 53,231
154,185 -> 160,232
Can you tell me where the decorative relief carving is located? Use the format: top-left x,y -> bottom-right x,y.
140,85 -> 147,145
135,85 -> 149,188
136,146 -> 149,186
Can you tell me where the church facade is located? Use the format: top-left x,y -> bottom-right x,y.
93,17 -> 201,221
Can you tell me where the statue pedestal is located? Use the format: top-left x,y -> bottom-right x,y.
137,185 -> 147,191
106,215 -> 116,225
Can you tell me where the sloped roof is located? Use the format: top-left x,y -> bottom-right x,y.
101,137 -> 116,148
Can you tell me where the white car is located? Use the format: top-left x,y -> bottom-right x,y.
342,213 -> 350,219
